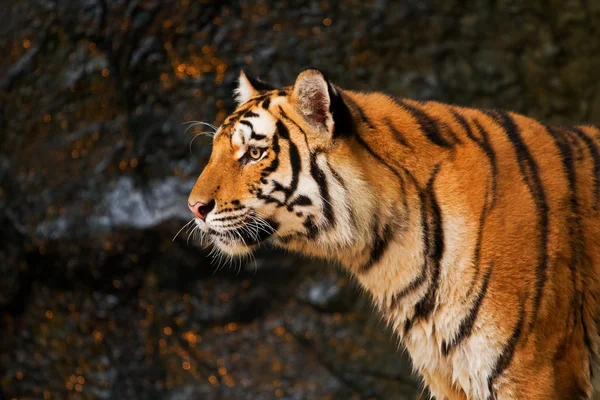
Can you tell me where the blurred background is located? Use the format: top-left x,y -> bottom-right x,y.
1,0 -> 599,399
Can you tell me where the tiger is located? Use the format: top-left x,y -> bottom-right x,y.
186,68 -> 600,399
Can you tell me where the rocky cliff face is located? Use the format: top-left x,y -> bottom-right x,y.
1,0 -> 599,399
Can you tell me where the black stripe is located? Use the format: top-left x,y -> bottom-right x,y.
327,161 -> 356,230
465,192 -> 491,297
442,262 -> 493,356
343,95 -> 375,131
384,117 -> 412,148
256,188 -> 285,208
260,131 -> 279,177
328,85 -> 356,137
289,195 -> 312,207
568,127 -> 600,211
404,166 -> 444,333
279,106 -> 310,147
251,132 -> 267,141
276,120 -> 290,139
390,184 -> 430,308
487,298 -> 525,398
249,94 -> 269,105
582,303 -> 594,376
261,97 -> 271,110
484,110 -> 549,331
286,138 -> 302,201
360,221 -> 395,272
309,153 -> 335,228
546,126 -> 581,337
454,114 -> 496,297
353,133 -> 408,195
212,214 -> 246,223
451,110 -> 497,205
327,162 -> 346,191
303,216 -> 319,239
239,120 -> 254,129
472,119 -> 498,206
245,111 -> 260,118
394,99 -> 455,148
265,120 -> 301,201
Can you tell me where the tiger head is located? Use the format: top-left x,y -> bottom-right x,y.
188,69 -> 368,257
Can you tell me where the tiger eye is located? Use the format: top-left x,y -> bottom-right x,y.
249,147 -> 261,159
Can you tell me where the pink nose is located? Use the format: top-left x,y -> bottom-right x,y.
188,200 -> 215,220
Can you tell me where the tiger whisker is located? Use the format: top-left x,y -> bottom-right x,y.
172,218 -> 195,242
182,120 -> 218,131
189,130 -> 215,152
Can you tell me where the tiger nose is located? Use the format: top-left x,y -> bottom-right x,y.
188,199 -> 216,221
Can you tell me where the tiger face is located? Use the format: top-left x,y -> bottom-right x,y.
188,69 -> 354,256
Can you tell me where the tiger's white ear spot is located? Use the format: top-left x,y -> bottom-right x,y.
291,69 -> 333,134
234,71 -> 258,104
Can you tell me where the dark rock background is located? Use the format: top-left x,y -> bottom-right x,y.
1,0 -> 599,399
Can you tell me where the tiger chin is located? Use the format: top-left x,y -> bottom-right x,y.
186,69 -> 600,399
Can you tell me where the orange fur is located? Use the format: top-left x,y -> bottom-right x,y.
188,70 -> 600,399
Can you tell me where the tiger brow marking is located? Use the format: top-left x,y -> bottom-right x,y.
239,120 -> 253,129
483,109 -> 549,333
238,119 -> 268,141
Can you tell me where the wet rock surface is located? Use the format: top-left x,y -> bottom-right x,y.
1,0 -> 599,399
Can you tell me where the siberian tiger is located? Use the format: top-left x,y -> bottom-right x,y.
186,69 -> 600,399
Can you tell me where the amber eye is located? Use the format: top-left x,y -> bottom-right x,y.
248,147 -> 262,160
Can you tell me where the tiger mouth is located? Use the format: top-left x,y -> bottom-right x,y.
207,218 -> 279,247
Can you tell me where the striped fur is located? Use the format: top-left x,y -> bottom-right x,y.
188,69 -> 600,399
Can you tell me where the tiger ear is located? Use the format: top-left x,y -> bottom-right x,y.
234,70 -> 275,104
290,69 -> 334,135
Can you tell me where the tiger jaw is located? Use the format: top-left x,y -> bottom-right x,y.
197,215 -> 279,256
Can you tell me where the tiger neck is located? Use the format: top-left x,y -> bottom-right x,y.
302,91 -> 458,337
331,156 -> 428,317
